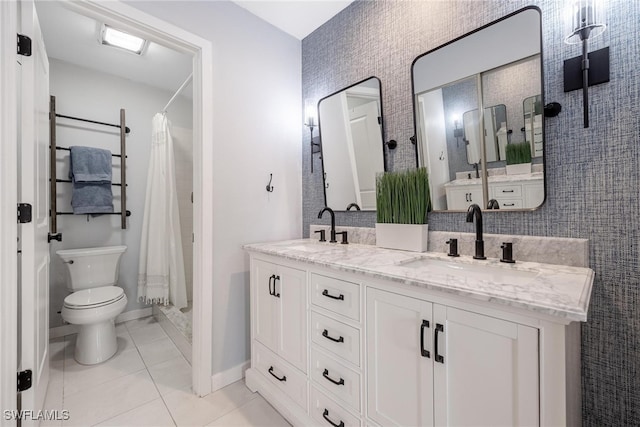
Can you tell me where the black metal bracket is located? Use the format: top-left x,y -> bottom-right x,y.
17,370 -> 32,392
48,233 -> 62,243
544,102 -> 562,118
17,34 -> 32,56
564,47 -> 610,92
409,135 -> 417,145
17,203 -> 32,223
384,139 -> 397,149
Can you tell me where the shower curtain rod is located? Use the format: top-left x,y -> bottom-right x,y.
163,73 -> 193,113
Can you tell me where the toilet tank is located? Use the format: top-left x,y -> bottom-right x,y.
56,246 -> 127,291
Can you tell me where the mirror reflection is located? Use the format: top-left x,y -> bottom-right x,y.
318,77 -> 384,211
412,7 -> 544,211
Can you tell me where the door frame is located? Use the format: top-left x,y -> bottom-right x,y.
0,0 -> 215,399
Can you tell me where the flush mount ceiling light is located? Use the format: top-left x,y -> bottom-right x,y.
100,25 -> 147,55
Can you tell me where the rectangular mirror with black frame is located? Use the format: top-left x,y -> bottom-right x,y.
412,7 -> 545,212
318,76 -> 385,212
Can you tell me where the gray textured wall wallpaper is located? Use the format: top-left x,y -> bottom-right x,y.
302,1 -> 639,425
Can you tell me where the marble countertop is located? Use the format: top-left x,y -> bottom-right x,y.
445,172 -> 544,187
244,239 -> 594,322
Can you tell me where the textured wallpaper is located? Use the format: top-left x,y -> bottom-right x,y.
302,0 -> 640,424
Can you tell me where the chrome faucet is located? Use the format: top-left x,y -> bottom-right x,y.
466,204 -> 486,259
318,207 -> 337,243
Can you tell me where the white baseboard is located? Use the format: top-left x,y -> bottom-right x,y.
49,307 -> 153,339
211,360 -> 250,392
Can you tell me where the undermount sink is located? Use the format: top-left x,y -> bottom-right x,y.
283,243 -> 334,253
396,256 -> 539,283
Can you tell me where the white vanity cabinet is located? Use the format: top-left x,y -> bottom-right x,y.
444,183 -> 484,210
366,287 -> 539,427
245,246 -> 587,427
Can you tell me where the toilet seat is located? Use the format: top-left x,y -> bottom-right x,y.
64,286 -> 125,310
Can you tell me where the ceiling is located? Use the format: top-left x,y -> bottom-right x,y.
232,0 -> 354,40
36,1 -> 353,94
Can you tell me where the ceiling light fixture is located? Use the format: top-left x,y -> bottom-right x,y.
101,25 -> 147,55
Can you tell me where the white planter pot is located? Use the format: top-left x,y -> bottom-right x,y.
506,163 -> 532,175
375,223 -> 429,252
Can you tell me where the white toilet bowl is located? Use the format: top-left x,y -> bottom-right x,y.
57,246 -> 128,365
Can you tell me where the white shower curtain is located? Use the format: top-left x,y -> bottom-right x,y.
138,113 -> 187,309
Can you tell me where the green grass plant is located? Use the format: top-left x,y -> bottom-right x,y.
376,167 -> 431,224
506,142 -> 532,165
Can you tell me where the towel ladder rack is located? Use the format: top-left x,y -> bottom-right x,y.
49,95 -> 129,242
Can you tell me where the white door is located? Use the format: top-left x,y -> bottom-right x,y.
276,266 -> 306,372
18,0 -> 50,420
347,100 -> 383,210
433,305 -> 539,426
366,288 -> 434,427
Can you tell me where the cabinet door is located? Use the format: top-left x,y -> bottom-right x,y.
433,306 -> 539,427
523,181 -> 544,208
276,265 -> 307,372
366,288 -> 433,427
253,260 -> 279,352
446,185 -> 484,210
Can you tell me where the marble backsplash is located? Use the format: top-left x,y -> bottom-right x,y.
310,224 -> 589,268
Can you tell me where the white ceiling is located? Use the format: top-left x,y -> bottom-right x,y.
35,1 -> 353,94
232,0 -> 354,40
36,1 -> 193,95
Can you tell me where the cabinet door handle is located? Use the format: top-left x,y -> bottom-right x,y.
273,275 -> 281,298
322,369 -> 345,386
503,203 -> 515,207
322,289 -> 344,301
322,329 -> 344,343
465,193 -> 469,202
268,366 -> 286,382
420,319 -> 430,358
434,323 -> 444,363
469,193 -> 472,202
502,189 -> 515,193
268,275 -> 275,296
322,409 -> 345,427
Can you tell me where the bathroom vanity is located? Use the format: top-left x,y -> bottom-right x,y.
244,239 -> 593,427
445,173 -> 544,210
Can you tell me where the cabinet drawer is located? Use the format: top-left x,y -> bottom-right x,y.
311,274 -> 360,321
310,385 -> 361,427
311,347 -> 361,411
311,312 -> 360,366
493,184 -> 522,198
254,342 -> 307,410
497,199 -> 523,209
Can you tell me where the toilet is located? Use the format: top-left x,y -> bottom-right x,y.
57,245 -> 128,365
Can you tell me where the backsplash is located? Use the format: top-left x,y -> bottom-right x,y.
302,1 -> 640,424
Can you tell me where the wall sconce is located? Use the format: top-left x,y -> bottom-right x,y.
452,115 -> 463,147
563,0 -> 609,128
305,99 -> 322,173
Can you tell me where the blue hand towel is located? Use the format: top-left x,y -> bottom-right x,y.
69,146 -> 114,214
69,146 -> 112,182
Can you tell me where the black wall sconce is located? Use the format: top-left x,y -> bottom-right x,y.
305,99 -> 322,173
453,116 -> 464,147
563,0 -> 609,128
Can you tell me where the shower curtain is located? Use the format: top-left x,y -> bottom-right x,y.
138,113 -> 187,309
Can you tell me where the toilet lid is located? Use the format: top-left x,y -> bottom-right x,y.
64,286 -> 125,309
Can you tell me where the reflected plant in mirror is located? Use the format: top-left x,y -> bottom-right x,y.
412,7 -> 545,212
318,77 -> 386,211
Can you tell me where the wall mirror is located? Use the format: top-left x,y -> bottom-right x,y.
318,77 -> 385,211
412,7 -> 545,212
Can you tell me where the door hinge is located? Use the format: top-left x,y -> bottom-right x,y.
17,34 -> 32,57
17,370 -> 32,392
377,116 -> 382,125
17,203 -> 32,223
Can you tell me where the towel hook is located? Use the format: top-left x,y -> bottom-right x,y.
266,174 -> 274,192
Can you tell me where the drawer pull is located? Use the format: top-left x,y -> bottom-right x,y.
268,275 -> 275,296
322,289 -> 345,301
501,189 -> 515,193
322,409 -> 345,427
268,366 -> 286,382
503,203 -> 515,207
322,329 -> 344,343
322,369 -> 345,386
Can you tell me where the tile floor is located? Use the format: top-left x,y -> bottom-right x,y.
44,316 -> 290,427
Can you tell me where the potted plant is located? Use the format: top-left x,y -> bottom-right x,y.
505,142 -> 532,175
375,167 -> 431,252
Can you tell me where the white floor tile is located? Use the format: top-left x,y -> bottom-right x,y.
41,380 -> 65,427
163,381 -> 257,426
115,323 -> 136,353
62,369 -> 159,427
206,395 -> 290,427
126,319 -> 168,346
147,356 -> 192,396
95,398 -> 175,427
137,336 -> 182,368
63,347 -> 145,397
